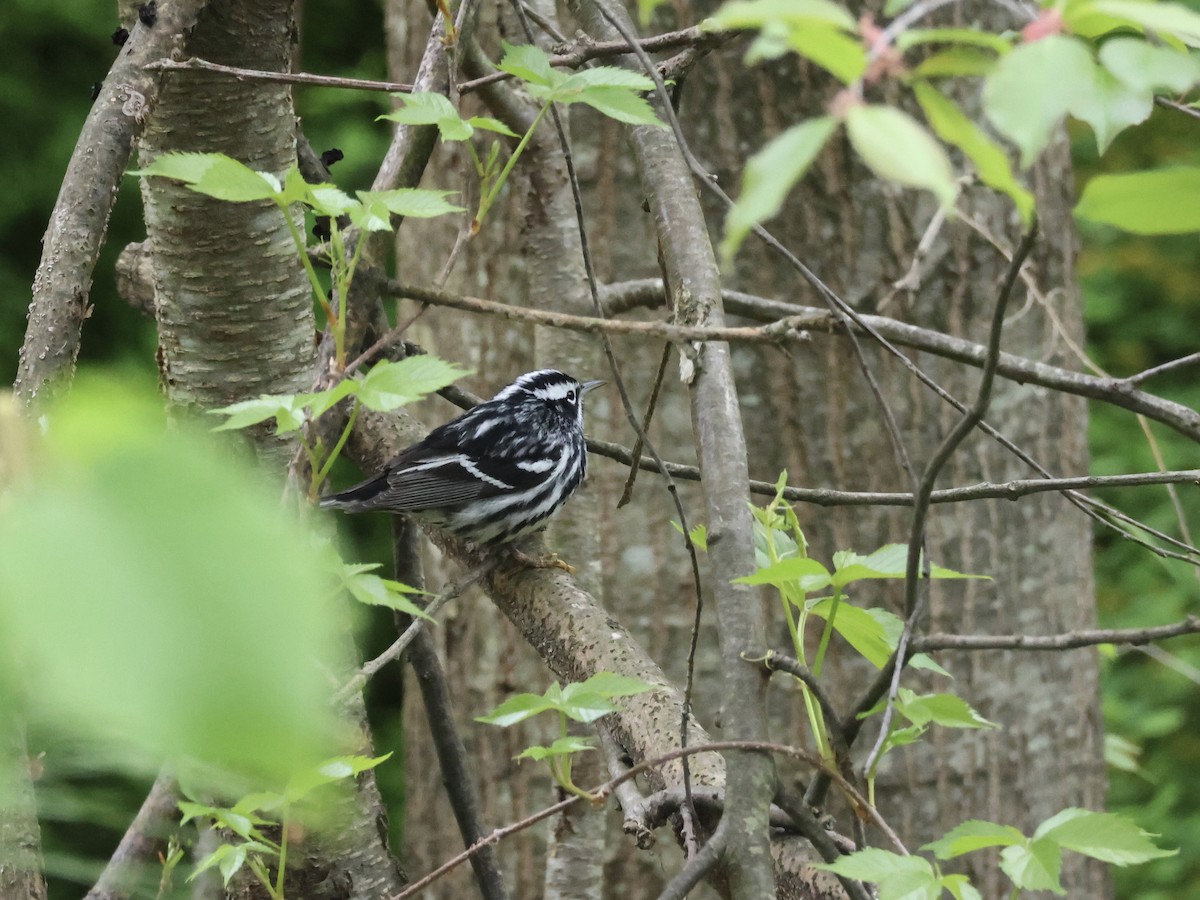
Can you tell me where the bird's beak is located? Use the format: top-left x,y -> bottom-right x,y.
581,380 -> 605,394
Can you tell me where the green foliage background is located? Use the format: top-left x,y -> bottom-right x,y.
2,2 -> 1199,897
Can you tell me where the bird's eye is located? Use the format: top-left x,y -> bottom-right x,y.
567,390 -> 577,404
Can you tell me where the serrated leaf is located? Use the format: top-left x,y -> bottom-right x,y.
898,690 -> 997,729
134,152 -> 281,202
554,689 -> 620,723
466,116 -> 519,137
1091,0 -> 1200,46
923,820 -> 1028,859
572,672 -> 661,699
208,394 -> 306,434
1035,809 -> 1177,865
788,24 -> 868,83
1075,167 -> 1200,233
356,188 -> 464,219
517,736 -> 595,760
571,87 -> 666,127
560,66 -> 656,91
846,104 -> 957,207
722,117 -> 838,262
813,847 -> 933,881
477,693 -> 557,727
808,598 -> 894,667
379,92 -> 476,141
913,82 -> 1034,224
734,556 -> 833,591
355,356 -> 470,412
279,165 -> 313,206
1000,838 -> 1063,893
983,36 -> 1095,168
940,873 -> 983,900
296,377 -> 359,420
498,41 -> 558,87
909,653 -> 952,677
306,183 -> 358,217
707,0 -> 857,31
1099,37 -> 1200,92
341,570 -> 432,619
832,544 -> 987,586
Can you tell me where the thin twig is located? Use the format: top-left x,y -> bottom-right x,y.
861,225 -> 1039,782
335,565 -> 487,701
911,615 -> 1200,651
388,739 -> 905,900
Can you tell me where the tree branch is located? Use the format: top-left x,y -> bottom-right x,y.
83,773 -> 180,900
17,0 -> 207,408
911,616 -> 1200,652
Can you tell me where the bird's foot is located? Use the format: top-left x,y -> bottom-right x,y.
509,546 -> 576,574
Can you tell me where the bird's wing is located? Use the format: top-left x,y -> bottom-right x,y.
375,449 -> 549,511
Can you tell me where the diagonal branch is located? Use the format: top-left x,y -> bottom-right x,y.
17,0 -> 208,408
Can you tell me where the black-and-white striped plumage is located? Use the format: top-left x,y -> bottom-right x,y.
320,369 -> 603,545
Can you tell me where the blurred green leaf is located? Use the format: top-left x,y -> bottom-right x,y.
1099,37 -> 1200,93
1076,167 -> 1200,233
355,356 -> 471,411
1036,808 -> 1177,865
516,736 -> 595,761
923,820 -> 1027,859
846,104 -> 957,207
0,377 -> 341,785
1000,838 -> 1063,893
722,117 -> 838,262
707,0 -> 856,31
132,152 -> 281,202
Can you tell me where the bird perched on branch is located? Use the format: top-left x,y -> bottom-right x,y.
320,369 -> 604,548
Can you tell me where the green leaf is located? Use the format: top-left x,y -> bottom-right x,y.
813,847 -> 933,881
307,183 -> 358,217
296,377 -> 359,420
1104,733 -> 1146,776
552,690 -> 619,723
379,91 -> 475,141
831,544 -> 986,587
722,117 -> 838,262
572,672 -> 661,699
285,753 -> 394,802
912,47 -> 999,78
908,653 -> 952,677
1091,0 -> 1200,46
807,598 -> 894,667
1071,66 -> 1153,153
0,376 -> 342,786
498,41 -> 558,87
1099,36 -> 1200,92
1000,838 -> 1064,894
940,873 -> 983,900
466,116 -> 519,137
706,0 -> 857,31
1035,808 -> 1177,865
477,693 -> 557,727
788,24 -> 868,83
923,820 -> 1028,859
897,28 -> 1013,53
517,736 -> 595,761
845,104 -> 957,207
341,570 -> 431,619
734,556 -> 833,591
898,690 -> 997,729
983,36 -> 1095,168
355,188 -> 464,219
913,82 -> 1034,224
355,356 -> 470,411
207,394 -> 307,433
1075,167 -> 1200,233
133,152 -> 281,202
571,87 -> 666,127
559,66 -> 656,92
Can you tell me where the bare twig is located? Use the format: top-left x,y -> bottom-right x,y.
911,616 -> 1200,652
861,225 -> 1039,782
393,523 -> 510,900
144,56 -> 415,92
83,773 -> 180,900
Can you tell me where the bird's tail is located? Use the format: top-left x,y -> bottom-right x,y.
318,473 -> 389,512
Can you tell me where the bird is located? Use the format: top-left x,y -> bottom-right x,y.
320,369 -> 604,548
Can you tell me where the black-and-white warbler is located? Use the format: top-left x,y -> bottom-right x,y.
320,369 -> 604,545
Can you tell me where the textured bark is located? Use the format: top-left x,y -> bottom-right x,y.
138,0 -> 315,463
16,0 -> 206,409
0,722 -> 47,900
